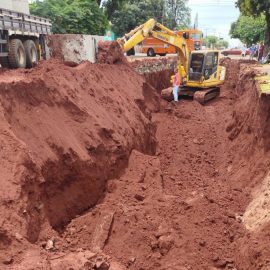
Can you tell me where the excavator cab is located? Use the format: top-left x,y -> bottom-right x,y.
181,50 -> 226,104
188,51 -> 219,82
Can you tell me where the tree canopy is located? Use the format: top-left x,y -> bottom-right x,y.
165,0 -> 190,30
109,0 -> 191,37
30,0 -> 108,35
103,0 -> 127,20
203,36 -> 229,49
110,0 -> 164,36
30,0 -> 191,38
230,15 -> 266,46
236,0 -> 270,46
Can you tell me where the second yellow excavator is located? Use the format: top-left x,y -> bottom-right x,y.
117,19 -> 226,104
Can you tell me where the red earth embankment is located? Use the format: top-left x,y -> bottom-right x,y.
0,59 -> 159,268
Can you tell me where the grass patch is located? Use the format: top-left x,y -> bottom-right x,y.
256,75 -> 270,94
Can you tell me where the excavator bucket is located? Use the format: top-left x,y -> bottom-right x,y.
97,41 -> 126,64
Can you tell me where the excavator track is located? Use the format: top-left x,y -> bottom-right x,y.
193,87 -> 220,105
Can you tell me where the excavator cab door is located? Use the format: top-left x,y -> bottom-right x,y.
202,52 -> 219,80
188,51 -> 219,82
188,52 -> 205,81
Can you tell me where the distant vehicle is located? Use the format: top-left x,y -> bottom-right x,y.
221,48 -> 250,56
138,29 -> 203,57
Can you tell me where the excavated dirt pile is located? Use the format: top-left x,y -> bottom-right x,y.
97,41 -> 127,64
0,59 -> 159,269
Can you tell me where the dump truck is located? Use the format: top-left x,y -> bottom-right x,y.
0,7 -> 51,68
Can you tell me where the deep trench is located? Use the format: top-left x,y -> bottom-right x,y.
36,72 -> 169,234
3,58 -> 270,269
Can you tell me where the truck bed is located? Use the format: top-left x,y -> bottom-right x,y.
0,8 -> 51,36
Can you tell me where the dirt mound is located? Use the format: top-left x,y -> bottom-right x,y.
0,59 -> 159,268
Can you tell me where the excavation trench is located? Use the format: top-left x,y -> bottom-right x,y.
1,58 -> 270,270
57,59 -> 270,270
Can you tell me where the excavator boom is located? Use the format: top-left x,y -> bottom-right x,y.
117,19 -> 189,78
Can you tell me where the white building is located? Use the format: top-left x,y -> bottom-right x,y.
0,0 -> 29,14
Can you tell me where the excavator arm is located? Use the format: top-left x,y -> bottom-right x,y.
117,19 -> 189,78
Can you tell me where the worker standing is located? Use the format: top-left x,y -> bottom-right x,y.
249,44 -> 256,60
258,42 -> 265,62
173,69 -> 182,102
241,45 -> 247,58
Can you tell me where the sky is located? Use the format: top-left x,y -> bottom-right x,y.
188,0 -> 241,47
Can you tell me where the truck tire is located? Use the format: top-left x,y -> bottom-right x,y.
0,57 -> 10,68
147,48 -> 156,57
8,39 -> 26,68
23,40 -> 38,68
159,53 -> 166,57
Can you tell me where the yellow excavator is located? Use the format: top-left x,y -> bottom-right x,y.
117,19 -> 226,104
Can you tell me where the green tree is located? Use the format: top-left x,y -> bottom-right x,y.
165,0 -> 191,29
30,0 -> 108,35
203,36 -> 229,49
110,0 -> 190,37
111,4 -> 140,36
111,0 -> 164,36
236,0 -> 270,46
217,39 -> 229,49
203,36 -> 218,49
104,0 -> 128,20
230,15 -> 266,46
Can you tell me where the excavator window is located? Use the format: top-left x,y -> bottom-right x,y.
190,53 -> 204,73
203,52 -> 219,80
188,53 -> 205,81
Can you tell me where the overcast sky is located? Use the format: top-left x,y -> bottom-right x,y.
188,0 -> 241,46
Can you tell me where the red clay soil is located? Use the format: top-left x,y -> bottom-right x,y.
97,41 -> 127,64
56,60 -> 270,270
1,57 -> 270,270
0,59 -> 159,269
